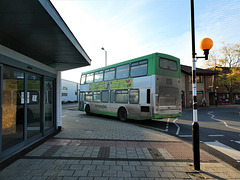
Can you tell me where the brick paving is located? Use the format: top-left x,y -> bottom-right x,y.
0,109 -> 240,179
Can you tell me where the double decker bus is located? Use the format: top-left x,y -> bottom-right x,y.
79,52 -> 181,121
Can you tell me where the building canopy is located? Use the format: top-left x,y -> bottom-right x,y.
0,0 -> 91,71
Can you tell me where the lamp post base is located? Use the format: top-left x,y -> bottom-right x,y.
192,121 -> 200,170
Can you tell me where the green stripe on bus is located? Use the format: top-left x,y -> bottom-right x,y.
153,113 -> 182,119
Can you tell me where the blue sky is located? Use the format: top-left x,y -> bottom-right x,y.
50,0 -> 240,82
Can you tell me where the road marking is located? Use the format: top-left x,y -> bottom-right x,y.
204,141 -> 240,162
173,118 -> 180,135
208,135 -> 224,137
165,118 -> 170,132
179,135 -> 192,138
234,141 -> 240,144
208,111 -> 240,131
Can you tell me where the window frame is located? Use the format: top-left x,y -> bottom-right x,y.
196,75 -> 203,83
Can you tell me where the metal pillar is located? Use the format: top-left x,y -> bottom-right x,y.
190,0 -> 200,171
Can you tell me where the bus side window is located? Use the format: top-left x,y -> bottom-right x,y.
116,64 -> 129,79
110,90 -> 115,103
94,71 -> 103,82
85,92 -> 93,102
130,59 -> 148,77
104,68 -> 115,81
115,90 -> 128,103
86,73 -> 94,84
147,89 -> 150,104
101,91 -> 109,103
93,91 -> 101,102
129,89 -> 139,104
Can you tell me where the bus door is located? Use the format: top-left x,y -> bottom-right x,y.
79,92 -> 84,110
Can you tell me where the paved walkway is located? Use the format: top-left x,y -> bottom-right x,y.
1,108 -> 240,179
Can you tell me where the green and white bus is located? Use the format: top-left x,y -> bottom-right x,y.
78,52 -> 182,121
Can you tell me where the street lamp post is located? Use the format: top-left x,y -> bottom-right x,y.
190,0 -> 200,171
190,0 -> 213,171
101,47 -> 107,66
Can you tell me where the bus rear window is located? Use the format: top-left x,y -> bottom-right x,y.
159,58 -> 177,71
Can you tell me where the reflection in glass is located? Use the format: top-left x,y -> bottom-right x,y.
2,67 -> 24,150
27,74 -> 41,138
45,78 -> 54,130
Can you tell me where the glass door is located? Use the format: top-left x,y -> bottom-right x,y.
27,74 -> 41,138
44,78 -> 54,130
2,66 -> 24,150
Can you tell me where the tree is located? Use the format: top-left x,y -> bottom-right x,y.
203,42 -> 240,103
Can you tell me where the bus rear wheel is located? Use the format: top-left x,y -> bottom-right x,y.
118,107 -> 127,121
85,105 -> 91,115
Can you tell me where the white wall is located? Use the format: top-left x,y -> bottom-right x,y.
61,79 -> 79,102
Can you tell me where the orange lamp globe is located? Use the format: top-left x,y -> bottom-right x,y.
199,38 -> 213,50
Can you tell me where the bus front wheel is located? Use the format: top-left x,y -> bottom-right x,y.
85,105 -> 91,115
118,107 -> 127,121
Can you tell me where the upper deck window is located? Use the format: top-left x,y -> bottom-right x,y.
86,73 -> 94,83
80,75 -> 86,84
116,64 -> 129,79
94,71 -> 103,82
131,60 -> 148,77
159,58 -> 178,71
104,68 -> 115,81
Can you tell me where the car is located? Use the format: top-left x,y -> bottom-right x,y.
219,98 -> 230,105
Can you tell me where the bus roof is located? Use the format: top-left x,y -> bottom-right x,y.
81,52 -> 179,75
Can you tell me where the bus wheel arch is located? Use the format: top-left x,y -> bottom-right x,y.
118,107 -> 128,121
85,104 -> 91,115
